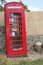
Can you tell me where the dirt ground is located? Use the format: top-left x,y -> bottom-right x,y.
28,51 -> 43,60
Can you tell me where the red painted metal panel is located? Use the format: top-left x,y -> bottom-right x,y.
4,2 -> 27,57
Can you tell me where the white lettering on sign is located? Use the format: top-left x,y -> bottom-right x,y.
7,6 -> 22,9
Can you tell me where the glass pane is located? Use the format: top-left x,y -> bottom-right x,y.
9,12 -> 23,50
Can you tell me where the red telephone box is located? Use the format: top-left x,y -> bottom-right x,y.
4,2 -> 27,57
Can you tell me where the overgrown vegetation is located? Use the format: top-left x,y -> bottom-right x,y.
0,9 -> 4,11
0,49 -> 2,52
0,6 -> 4,11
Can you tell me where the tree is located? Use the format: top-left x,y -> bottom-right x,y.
19,0 -> 22,3
0,0 -> 7,11
19,0 -> 28,11
24,5 -> 28,10
0,0 -> 6,4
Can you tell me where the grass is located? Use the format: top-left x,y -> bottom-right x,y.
0,50 -> 43,65
0,59 -> 43,65
18,60 -> 29,65
0,54 -> 43,65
